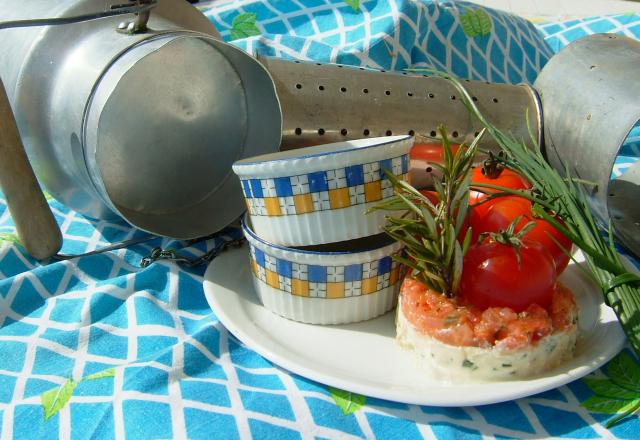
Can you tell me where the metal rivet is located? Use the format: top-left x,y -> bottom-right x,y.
295,128 -> 302,135
318,128 -> 325,135
363,129 -> 370,136
341,128 -> 348,136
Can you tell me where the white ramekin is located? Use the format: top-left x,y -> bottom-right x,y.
232,136 -> 413,246
242,216 -> 405,324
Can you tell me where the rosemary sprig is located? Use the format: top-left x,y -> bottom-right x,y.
437,73 -> 640,358
370,125 -> 479,297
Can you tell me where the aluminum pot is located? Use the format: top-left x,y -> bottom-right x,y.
0,0 -> 282,239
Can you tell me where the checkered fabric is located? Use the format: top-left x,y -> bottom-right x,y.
1,1 -> 640,439
240,156 -> 408,216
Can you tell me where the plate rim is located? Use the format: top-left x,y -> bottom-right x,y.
203,245 -> 626,407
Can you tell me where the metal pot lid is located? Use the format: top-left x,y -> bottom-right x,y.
84,34 -> 282,239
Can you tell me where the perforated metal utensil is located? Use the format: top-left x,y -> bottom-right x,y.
0,0 -> 282,241
534,34 -> 640,257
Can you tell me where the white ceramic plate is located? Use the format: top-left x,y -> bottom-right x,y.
203,245 -> 626,407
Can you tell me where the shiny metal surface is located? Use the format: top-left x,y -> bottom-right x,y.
0,0 -> 282,239
259,57 -> 542,153
534,34 -> 640,256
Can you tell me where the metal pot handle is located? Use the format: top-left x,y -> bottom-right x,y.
0,77 -> 62,260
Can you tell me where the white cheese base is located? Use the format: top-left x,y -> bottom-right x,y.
396,296 -> 578,382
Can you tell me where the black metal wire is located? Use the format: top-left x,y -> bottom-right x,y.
53,234 -> 159,260
0,0 -> 157,30
140,235 -> 245,268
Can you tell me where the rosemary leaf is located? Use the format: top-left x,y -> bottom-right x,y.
376,123 -> 477,297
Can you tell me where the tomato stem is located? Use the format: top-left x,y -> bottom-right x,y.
481,151 -> 505,179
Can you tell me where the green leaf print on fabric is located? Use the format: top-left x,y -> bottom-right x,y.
459,8 -> 492,38
230,13 -> 261,41
344,0 -> 360,12
0,232 -> 21,247
581,352 -> 640,428
41,368 -> 116,421
41,378 -> 77,421
329,386 -> 366,415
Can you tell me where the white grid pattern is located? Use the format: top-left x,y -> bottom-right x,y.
292,263 -> 308,280
0,198 -> 629,438
349,184 -> 366,205
290,174 -> 310,196
311,191 -> 331,211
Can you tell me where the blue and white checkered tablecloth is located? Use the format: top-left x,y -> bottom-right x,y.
1,1 -> 640,438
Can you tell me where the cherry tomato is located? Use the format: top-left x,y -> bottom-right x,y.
418,189 -> 440,207
470,196 -> 573,274
419,189 -> 471,242
469,196 -> 530,242
410,143 -> 460,162
410,144 -> 461,188
523,216 -> 572,274
460,237 -> 556,312
469,167 -> 531,219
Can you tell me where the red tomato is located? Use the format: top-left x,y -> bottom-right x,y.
469,167 -> 531,220
470,196 -> 573,274
419,189 -> 471,242
460,237 -> 556,312
523,216 -> 573,274
411,144 -> 461,188
470,196 -> 530,242
418,189 -> 440,206
410,143 -> 460,162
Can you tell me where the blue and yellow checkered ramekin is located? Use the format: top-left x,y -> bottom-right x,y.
242,216 -> 405,324
232,136 -> 413,246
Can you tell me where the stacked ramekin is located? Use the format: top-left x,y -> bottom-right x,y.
232,136 -> 413,324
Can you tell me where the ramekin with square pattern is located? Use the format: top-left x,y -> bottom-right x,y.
232,135 -> 413,246
242,216 -> 405,324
